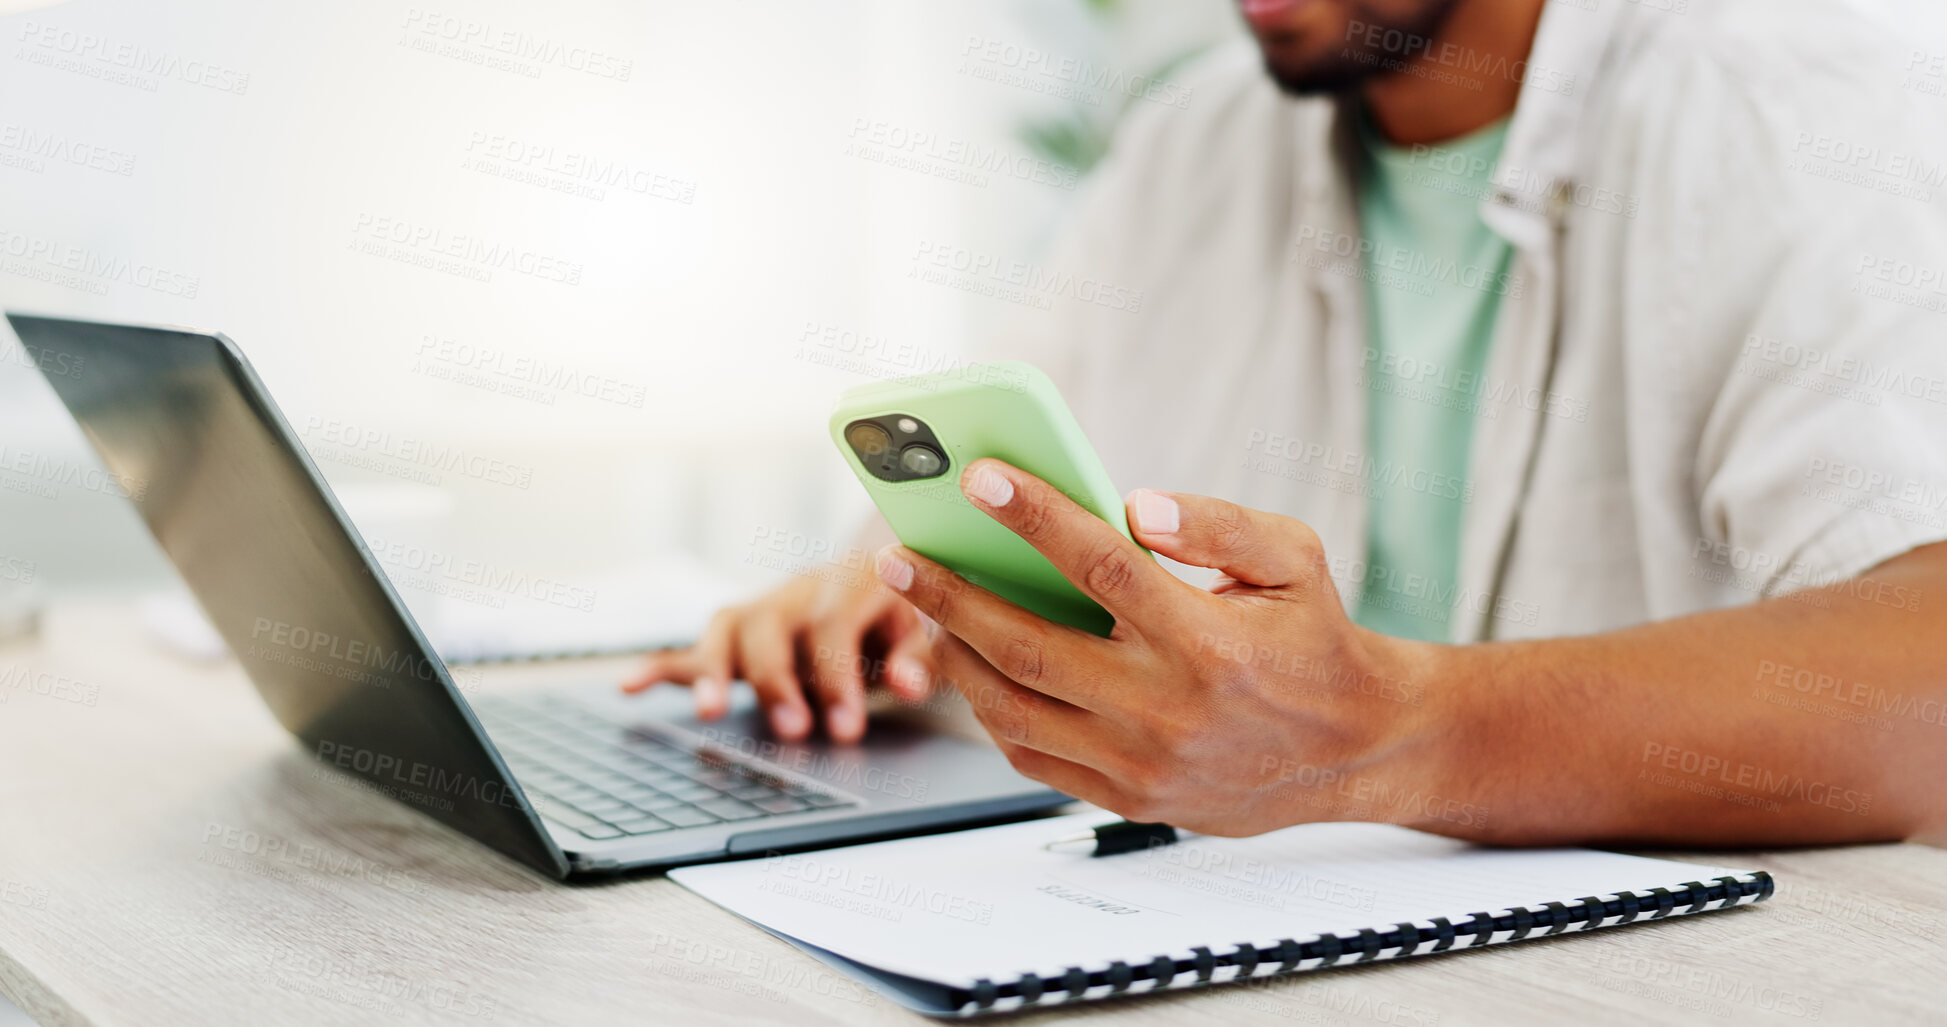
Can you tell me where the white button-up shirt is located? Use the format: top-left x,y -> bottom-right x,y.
991,0 -> 1947,641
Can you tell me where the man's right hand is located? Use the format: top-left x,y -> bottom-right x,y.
620,573 -> 932,744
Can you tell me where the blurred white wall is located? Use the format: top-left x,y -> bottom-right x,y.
0,0 -> 1237,601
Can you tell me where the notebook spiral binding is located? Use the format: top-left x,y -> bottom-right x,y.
956,871 -> 1774,1015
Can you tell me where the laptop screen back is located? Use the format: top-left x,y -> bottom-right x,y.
7,314 -> 566,877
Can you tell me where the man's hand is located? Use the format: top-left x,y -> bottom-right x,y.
874,458 -> 1439,837
624,538 -> 931,745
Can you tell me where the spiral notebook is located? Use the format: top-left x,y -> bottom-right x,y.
669,811 -> 1774,1017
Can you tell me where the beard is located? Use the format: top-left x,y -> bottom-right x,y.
1248,0 -> 1467,96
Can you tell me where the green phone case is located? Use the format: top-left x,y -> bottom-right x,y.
829,361 -> 1133,637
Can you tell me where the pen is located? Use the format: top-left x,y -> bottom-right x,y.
1043,820 -> 1179,856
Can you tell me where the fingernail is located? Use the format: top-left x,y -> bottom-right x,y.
964,464 -> 1014,507
830,705 -> 864,740
772,703 -> 810,738
1131,489 -> 1179,534
695,677 -> 724,717
875,547 -> 914,591
893,658 -> 928,696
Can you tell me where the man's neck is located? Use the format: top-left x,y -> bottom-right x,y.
1358,0 -> 1549,147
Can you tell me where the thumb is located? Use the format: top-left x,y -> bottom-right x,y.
1124,489 -> 1330,591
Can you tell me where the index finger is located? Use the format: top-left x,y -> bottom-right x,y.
958,458 -> 1187,631
876,545 -> 1114,713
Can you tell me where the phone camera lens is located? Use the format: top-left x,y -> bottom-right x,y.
899,443 -> 945,477
846,422 -> 892,457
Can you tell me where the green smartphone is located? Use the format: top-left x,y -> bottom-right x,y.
829,361 -> 1135,637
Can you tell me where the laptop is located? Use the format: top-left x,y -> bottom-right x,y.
7,313 -> 1068,879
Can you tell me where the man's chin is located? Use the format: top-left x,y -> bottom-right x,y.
1260,50 -> 1373,96
1244,0 -> 1464,97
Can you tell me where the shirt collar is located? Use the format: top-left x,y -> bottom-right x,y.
1480,0 -> 1631,250
1304,2 -> 1631,252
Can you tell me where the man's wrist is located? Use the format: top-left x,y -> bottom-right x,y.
1362,631 -> 1513,842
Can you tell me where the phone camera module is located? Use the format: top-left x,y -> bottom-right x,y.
845,421 -> 892,457
899,444 -> 945,478
845,416 -> 949,482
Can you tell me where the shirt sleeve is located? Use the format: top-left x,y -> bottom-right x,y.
1699,214 -> 1947,595
1679,30 -> 1947,596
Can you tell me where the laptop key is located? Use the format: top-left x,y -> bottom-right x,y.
535,801 -> 606,833
693,769 -> 743,789
587,751 -> 651,774
695,797 -> 765,821
577,824 -> 624,840
563,761 -> 616,781
623,768 -> 686,789
631,736 -> 684,755
801,792 -> 850,808
752,796 -> 809,815
656,806 -> 720,828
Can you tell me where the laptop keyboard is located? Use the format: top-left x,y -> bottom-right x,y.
474,696 -> 857,840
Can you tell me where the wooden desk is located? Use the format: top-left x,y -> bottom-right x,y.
1,600 -> 1942,1026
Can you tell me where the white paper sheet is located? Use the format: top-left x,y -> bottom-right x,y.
671,811 -> 1755,989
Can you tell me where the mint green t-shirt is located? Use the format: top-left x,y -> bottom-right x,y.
1351,117 -> 1513,642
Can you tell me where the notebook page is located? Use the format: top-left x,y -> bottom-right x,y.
670,812 -> 1754,988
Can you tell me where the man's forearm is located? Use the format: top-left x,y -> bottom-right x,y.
1416,542 -> 1947,847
